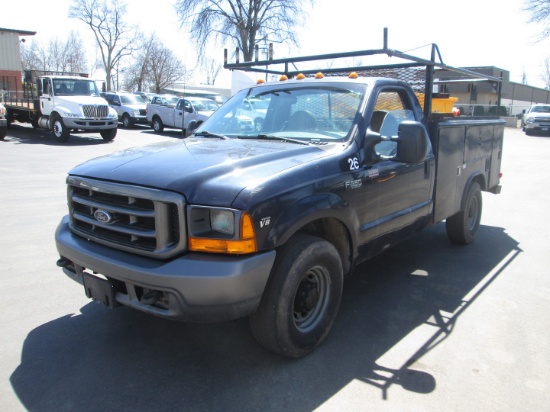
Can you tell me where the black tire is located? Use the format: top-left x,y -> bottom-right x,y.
250,234 -> 343,357
152,117 -> 164,133
446,182 -> 482,244
122,113 -> 132,128
187,121 -> 197,134
51,115 -> 70,142
100,128 -> 117,142
0,126 -> 6,140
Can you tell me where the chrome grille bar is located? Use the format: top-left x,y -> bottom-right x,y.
82,105 -> 109,118
66,176 -> 187,259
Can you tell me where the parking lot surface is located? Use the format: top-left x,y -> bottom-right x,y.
1,123 -> 549,411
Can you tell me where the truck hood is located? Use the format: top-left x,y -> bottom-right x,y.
69,138 -> 328,206
197,110 -> 215,119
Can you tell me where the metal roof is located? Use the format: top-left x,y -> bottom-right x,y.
0,28 -> 37,36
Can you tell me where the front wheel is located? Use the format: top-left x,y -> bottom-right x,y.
100,128 -> 117,142
51,115 -> 70,142
250,234 -> 343,357
122,113 -> 132,128
446,182 -> 482,244
152,117 -> 164,133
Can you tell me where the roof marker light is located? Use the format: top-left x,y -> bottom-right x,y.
349,72 -> 358,79
279,75 -> 288,81
296,73 -> 306,80
256,78 -> 265,84
315,72 -> 324,79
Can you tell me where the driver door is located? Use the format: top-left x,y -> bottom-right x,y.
360,88 -> 434,249
40,78 -> 54,116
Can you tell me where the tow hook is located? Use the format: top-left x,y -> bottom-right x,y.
141,290 -> 162,305
56,257 -> 75,272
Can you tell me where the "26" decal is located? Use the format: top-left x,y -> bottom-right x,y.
348,157 -> 359,170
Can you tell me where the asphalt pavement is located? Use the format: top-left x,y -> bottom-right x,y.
0,122 -> 549,411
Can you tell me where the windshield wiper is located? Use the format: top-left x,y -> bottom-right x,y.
253,134 -> 310,145
193,131 -> 229,139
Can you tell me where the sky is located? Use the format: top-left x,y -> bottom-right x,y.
1,0 -> 549,89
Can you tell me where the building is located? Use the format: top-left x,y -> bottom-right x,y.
0,27 -> 36,100
437,66 -> 550,116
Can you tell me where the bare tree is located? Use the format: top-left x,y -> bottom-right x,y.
122,34 -> 159,92
148,38 -> 190,93
20,32 -> 87,73
46,32 -> 88,73
202,58 -> 222,85
20,40 -> 43,70
69,0 -> 139,90
524,0 -> 550,40
541,56 -> 550,89
65,31 -> 89,73
175,0 -> 314,62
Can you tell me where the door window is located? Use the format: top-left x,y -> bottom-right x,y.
370,90 -> 416,157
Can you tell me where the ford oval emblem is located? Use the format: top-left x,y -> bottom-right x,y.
94,209 -> 113,224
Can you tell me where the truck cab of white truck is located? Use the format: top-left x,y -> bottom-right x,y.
3,70 -> 118,143
37,75 -> 118,142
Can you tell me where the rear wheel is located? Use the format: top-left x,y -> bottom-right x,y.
100,128 -> 117,142
446,182 -> 482,244
52,115 -> 70,142
250,234 -> 343,357
152,117 -> 164,133
0,126 -> 6,140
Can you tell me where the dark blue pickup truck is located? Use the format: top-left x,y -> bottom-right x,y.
55,39 -> 504,357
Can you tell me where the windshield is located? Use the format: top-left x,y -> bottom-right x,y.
531,105 -> 550,113
190,99 -> 218,111
53,79 -> 100,97
194,82 -> 366,143
121,94 -> 146,105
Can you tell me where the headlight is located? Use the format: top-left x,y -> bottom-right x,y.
187,206 -> 257,254
133,110 -> 140,116
526,117 -> 535,124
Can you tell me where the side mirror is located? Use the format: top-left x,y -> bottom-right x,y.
363,132 -> 382,165
395,121 -> 429,163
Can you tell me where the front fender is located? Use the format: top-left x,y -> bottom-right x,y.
52,105 -> 78,118
265,192 -> 352,248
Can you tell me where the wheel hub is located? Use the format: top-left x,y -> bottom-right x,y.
294,275 -> 321,318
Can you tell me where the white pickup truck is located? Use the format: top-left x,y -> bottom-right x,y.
146,94 -> 217,134
522,103 -> 550,135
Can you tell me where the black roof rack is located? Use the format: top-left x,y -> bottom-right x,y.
224,28 -> 503,121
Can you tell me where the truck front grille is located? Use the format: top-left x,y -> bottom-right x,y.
82,105 -> 109,118
67,177 -> 187,259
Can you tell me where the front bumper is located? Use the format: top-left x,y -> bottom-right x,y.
55,216 -> 276,322
130,115 -> 148,124
0,118 -> 7,128
63,117 -> 118,130
525,121 -> 550,133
